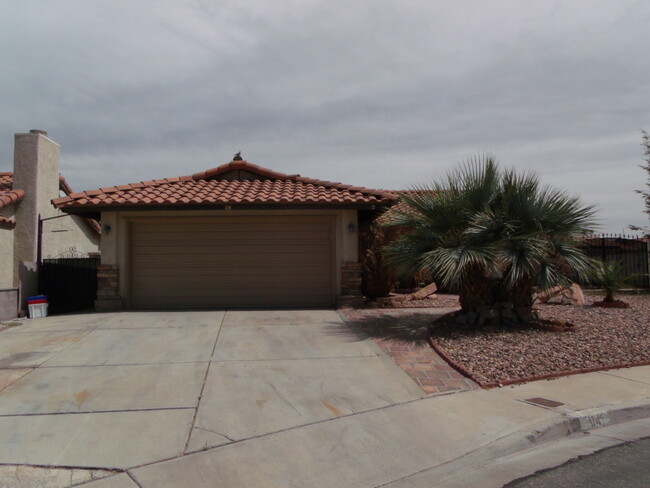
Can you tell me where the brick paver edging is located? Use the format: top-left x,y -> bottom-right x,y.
339,309 -> 476,395
428,336 -> 650,388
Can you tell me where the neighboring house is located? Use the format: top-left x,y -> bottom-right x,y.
53,159 -> 396,310
0,130 -> 100,319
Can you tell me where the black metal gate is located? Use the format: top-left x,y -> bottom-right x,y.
581,235 -> 650,288
39,257 -> 100,314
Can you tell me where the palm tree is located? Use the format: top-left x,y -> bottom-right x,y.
382,156 -> 597,325
593,261 -> 636,303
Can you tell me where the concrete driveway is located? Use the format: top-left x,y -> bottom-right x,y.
0,309 -> 423,478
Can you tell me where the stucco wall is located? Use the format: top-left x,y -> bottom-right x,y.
0,203 -> 16,288
0,228 -> 14,289
99,208 -> 359,303
41,214 -> 99,259
0,228 -> 15,289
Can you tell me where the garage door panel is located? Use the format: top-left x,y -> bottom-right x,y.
131,243 -> 332,256
131,231 -> 331,245
131,271 -> 333,287
133,295 -> 330,309
134,284 -> 334,299
132,225 -> 331,235
132,219 -> 330,230
129,216 -> 335,309
132,257 -> 332,268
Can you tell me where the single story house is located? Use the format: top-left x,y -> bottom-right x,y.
53,158 -> 396,310
1,130 -> 100,319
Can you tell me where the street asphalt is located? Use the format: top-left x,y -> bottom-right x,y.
504,436 -> 650,488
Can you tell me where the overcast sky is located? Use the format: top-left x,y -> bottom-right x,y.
1,0 -> 649,233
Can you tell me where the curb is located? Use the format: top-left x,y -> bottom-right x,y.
408,399 -> 650,483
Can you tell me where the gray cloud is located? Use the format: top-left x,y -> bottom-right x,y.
1,0 -> 649,232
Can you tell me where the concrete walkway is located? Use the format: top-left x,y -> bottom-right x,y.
0,310 -> 648,487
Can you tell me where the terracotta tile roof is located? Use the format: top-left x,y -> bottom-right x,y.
58,175 -> 101,234
374,190 -> 439,225
0,172 -> 100,234
53,160 -> 398,211
0,172 -> 12,190
58,174 -> 74,195
0,214 -> 15,229
0,173 -> 26,209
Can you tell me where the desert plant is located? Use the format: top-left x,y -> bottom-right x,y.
360,222 -> 398,299
593,261 -> 636,302
382,156 -> 597,324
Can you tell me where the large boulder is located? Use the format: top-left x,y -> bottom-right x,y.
410,282 -> 438,300
535,284 -> 585,305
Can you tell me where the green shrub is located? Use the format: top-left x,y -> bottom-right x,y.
360,223 -> 398,299
594,261 -> 637,302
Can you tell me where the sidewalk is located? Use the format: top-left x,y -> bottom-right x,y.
84,365 -> 650,488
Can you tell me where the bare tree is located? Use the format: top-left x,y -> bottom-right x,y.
629,130 -> 650,237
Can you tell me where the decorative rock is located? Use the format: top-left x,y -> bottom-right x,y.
568,284 -> 585,305
410,282 -> 438,300
535,284 -> 585,305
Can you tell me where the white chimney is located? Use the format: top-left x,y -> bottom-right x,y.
12,130 -> 60,302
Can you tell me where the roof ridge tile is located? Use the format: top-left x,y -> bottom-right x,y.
52,161 -> 398,210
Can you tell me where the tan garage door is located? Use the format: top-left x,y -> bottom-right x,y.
129,216 -> 335,309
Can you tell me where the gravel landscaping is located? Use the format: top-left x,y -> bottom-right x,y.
429,294 -> 650,386
365,294 -> 461,309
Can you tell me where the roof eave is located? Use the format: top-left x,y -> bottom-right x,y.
58,201 -> 394,215
0,216 -> 16,229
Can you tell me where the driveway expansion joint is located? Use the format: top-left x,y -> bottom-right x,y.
0,406 -> 195,418
37,328 -> 100,368
0,461 -> 122,473
183,312 -> 226,453
127,471 -> 145,488
184,394 -> 452,452
211,354 -> 379,363
38,360 -> 210,368
192,426 -> 235,443
0,368 -> 33,393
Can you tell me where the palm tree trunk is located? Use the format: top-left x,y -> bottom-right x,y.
501,277 -> 536,322
458,266 -> 495,311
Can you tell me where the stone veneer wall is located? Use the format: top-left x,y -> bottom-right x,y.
338,261 -> 363,307
95,264 -> 122,312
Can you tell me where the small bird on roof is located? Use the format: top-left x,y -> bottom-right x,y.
233,151 -> 243,161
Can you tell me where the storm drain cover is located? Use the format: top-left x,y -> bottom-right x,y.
524,397 -> 565,408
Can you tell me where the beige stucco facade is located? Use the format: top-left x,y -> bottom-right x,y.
40,213 -> 100,259
99,208 -> 358,308
0,206 -> 16,289
1,130 -> 100,317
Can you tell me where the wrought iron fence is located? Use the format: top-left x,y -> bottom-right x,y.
580,234 -> 649,288
39,257 -> 100,314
